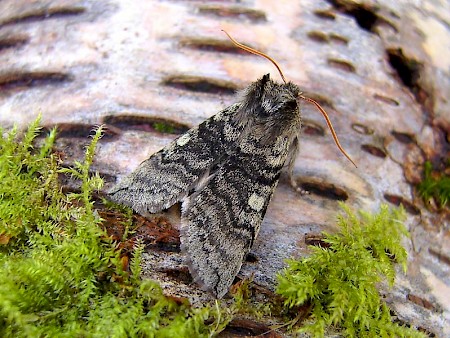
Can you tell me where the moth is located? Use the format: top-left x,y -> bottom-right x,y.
109,31 -> 356,298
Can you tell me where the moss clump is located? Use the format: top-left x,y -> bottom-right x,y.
276,204 -> 425,337
0,117 -> 231,337
0,117 -> 60,248
417,160 -> 449,209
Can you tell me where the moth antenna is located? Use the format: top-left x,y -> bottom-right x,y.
300,95 -> 357,168
222,30 -> 356,168
222,30 -> 287,84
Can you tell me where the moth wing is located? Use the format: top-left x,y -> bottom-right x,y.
109,104 -> 242,215
181,146 -> 285,298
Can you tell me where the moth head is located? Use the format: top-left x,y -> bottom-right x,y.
260,74 -> 299,111
233,74 -> 302,145
253,74 -> 301,122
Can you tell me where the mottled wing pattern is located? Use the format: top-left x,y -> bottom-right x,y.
181,134 -> 293,298
109,74 -> 302,298
109,104 -> 242,214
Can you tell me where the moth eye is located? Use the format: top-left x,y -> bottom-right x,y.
284,100 -> 298,111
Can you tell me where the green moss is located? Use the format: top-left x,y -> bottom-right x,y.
0,117 -> 231,337
153,122 -> 176,134
417,160 -> 449,208
0,117 -> 60,248
276,204 -> 425,337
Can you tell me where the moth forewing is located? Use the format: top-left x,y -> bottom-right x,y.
108,104 -> 243,214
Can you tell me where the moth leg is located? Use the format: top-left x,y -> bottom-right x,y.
286,136 -> 309,195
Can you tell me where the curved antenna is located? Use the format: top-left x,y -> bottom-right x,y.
222,30 -> 357,168
222,30 -> 287,84
300,95 -> 357,168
